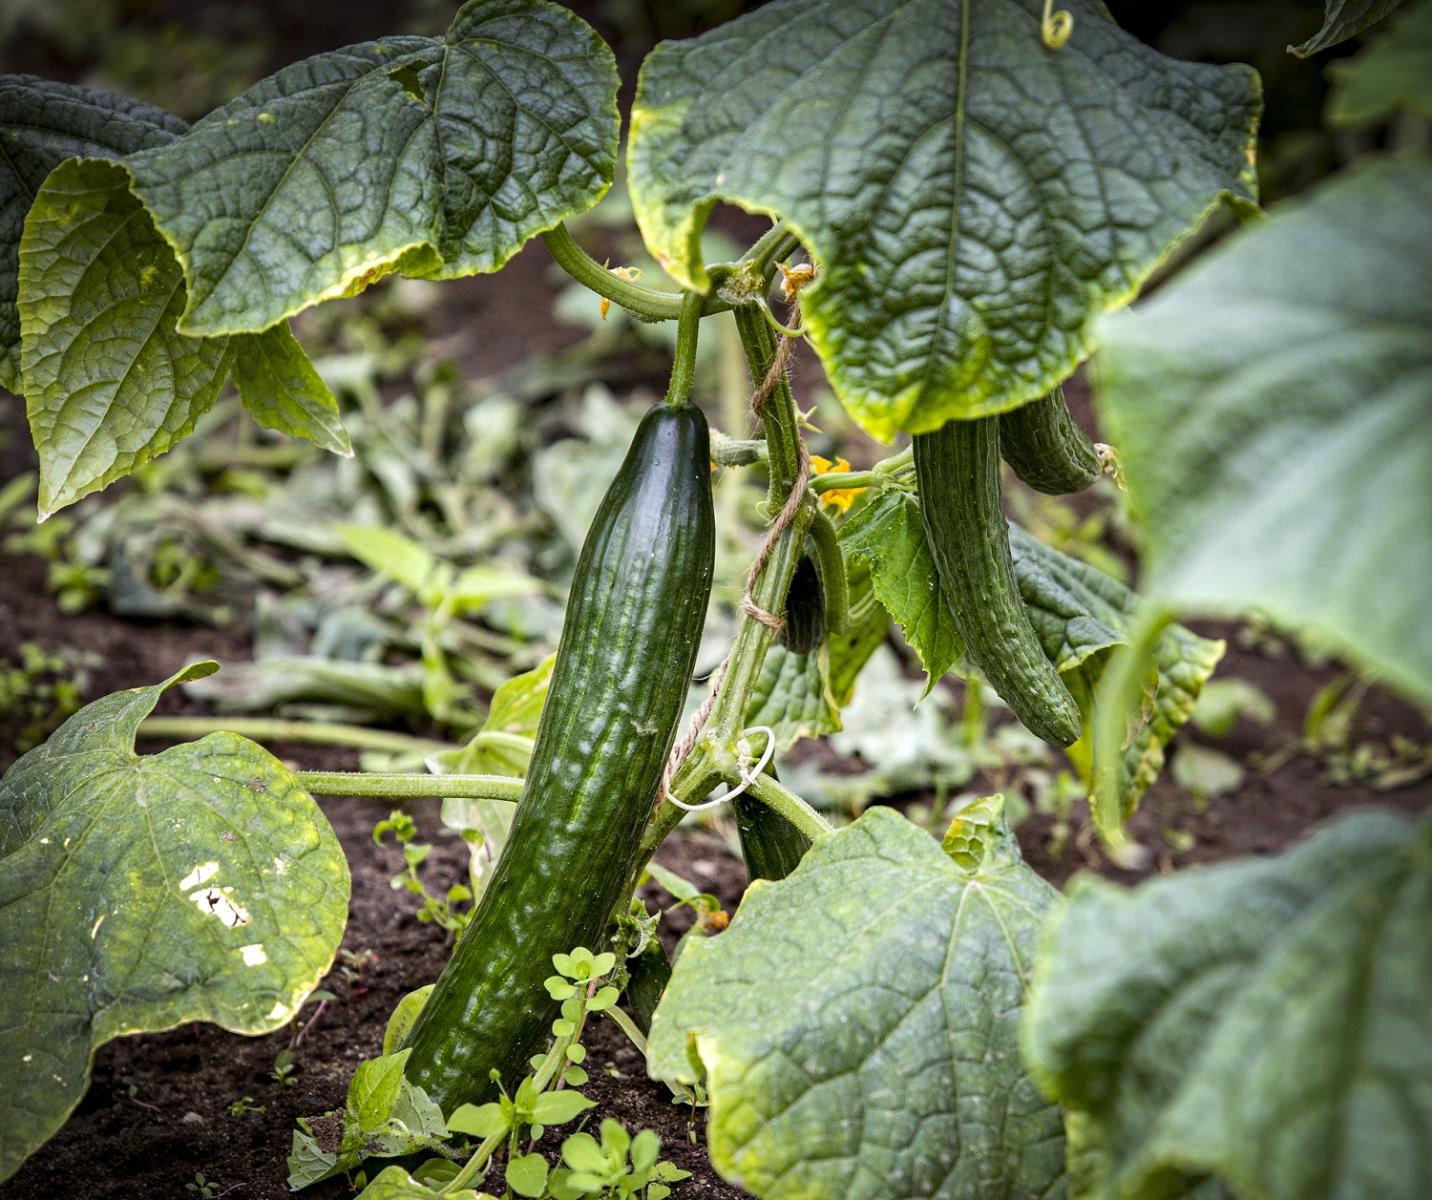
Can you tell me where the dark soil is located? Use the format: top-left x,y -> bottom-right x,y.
0,789 -> 748,1200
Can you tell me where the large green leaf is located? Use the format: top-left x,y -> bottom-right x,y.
648,805 -> 1065,1200
5,76 -> 347,513
0,76 -> 185,391
1289,0 -> 1405,56
114,0 -> 617,336
839,490 -> 961,686
1326,0 -> 1432,126
0,664 -> 350,1182
1009,525 -> 1224,827
627,0 -> 1259,438
1094,156 -> 1432,704
19,159 -> 236,515
1023,808 -> 1432,1200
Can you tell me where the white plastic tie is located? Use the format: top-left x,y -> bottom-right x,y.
666,726 -> 777,813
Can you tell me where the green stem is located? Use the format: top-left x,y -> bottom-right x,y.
742,772 -> 831,843
296,772 -> 521,802
664,291 -> 705,408
711,434 -> 766,467
810,469 -> 878,494
733,305 -> 801,500
704,306 -> 812,747
542,224 -> 729,322
809,446 -> 913,494
137,716 -> 452,756
440,1127 -> 507,1195
603,1003 -> 648,1056
743,220 -> 799,278
807,508 -> 850,633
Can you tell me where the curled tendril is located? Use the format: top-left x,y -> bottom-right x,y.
1041,0 -> 1073,48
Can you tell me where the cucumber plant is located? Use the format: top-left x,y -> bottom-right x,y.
2,2 -> 1429,1199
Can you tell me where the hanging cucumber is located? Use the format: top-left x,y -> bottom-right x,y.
777,553 -> 826,655
998,385 -> 1100,495
914,416 -> 1082,746
401,402 -> 715,1112
734,769 -> 811,882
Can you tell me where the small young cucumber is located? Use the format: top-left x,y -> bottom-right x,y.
998,385 -> 1100,495
400,403 -> 715,1113
914,416 -> 1082,746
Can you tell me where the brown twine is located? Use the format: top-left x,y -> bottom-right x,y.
660,303 -> 807,804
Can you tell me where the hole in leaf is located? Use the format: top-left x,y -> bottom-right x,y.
387,63 -> 429,106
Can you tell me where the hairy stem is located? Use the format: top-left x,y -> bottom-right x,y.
743,772 -> 832,843
542,224 -> 728,321
664,291 -> 705,408
296,771 -> 521,802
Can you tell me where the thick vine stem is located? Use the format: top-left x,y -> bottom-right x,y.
664,290 -> 705,408
296,771 -> 521,802
542,224 -> 731,322
742,772 -> 831,843
733,304 -> 802,500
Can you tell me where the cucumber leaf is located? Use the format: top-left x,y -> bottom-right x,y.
1326,0 -> 1432,126
8,79 -> 345,514
1009,525 -> 1225,826
0,76 -> 184,391
839,489 -> 960,687
231,321 -> 352,456
113,0 -> 618,336
1094,156 -> 1432,705
1290,0 -> 1404,56
745,641 -> 840,750
0,664 -> 350,1182
1024,808 -> 1432,1200
627,0 -> 1260,438
648,804 -> 1064,1200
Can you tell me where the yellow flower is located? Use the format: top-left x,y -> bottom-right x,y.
810,454 -> 865,513
599,263 -> 643,320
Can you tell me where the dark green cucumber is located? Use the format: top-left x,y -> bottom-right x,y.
623,936 -> 672,1035
402,404 -> 714,1111
777,554 -> 826,655
999,385 -> 1100,495
914,416 -> 1082,746
734,771 -> 811,882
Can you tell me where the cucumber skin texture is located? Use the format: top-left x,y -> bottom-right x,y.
402,404 -> 715,1110
623,937 -> 672,1035
999,386 -> 1100,495
735,784 -> 811,881
777,553 -> 826,655
914,417 -> 1082,746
